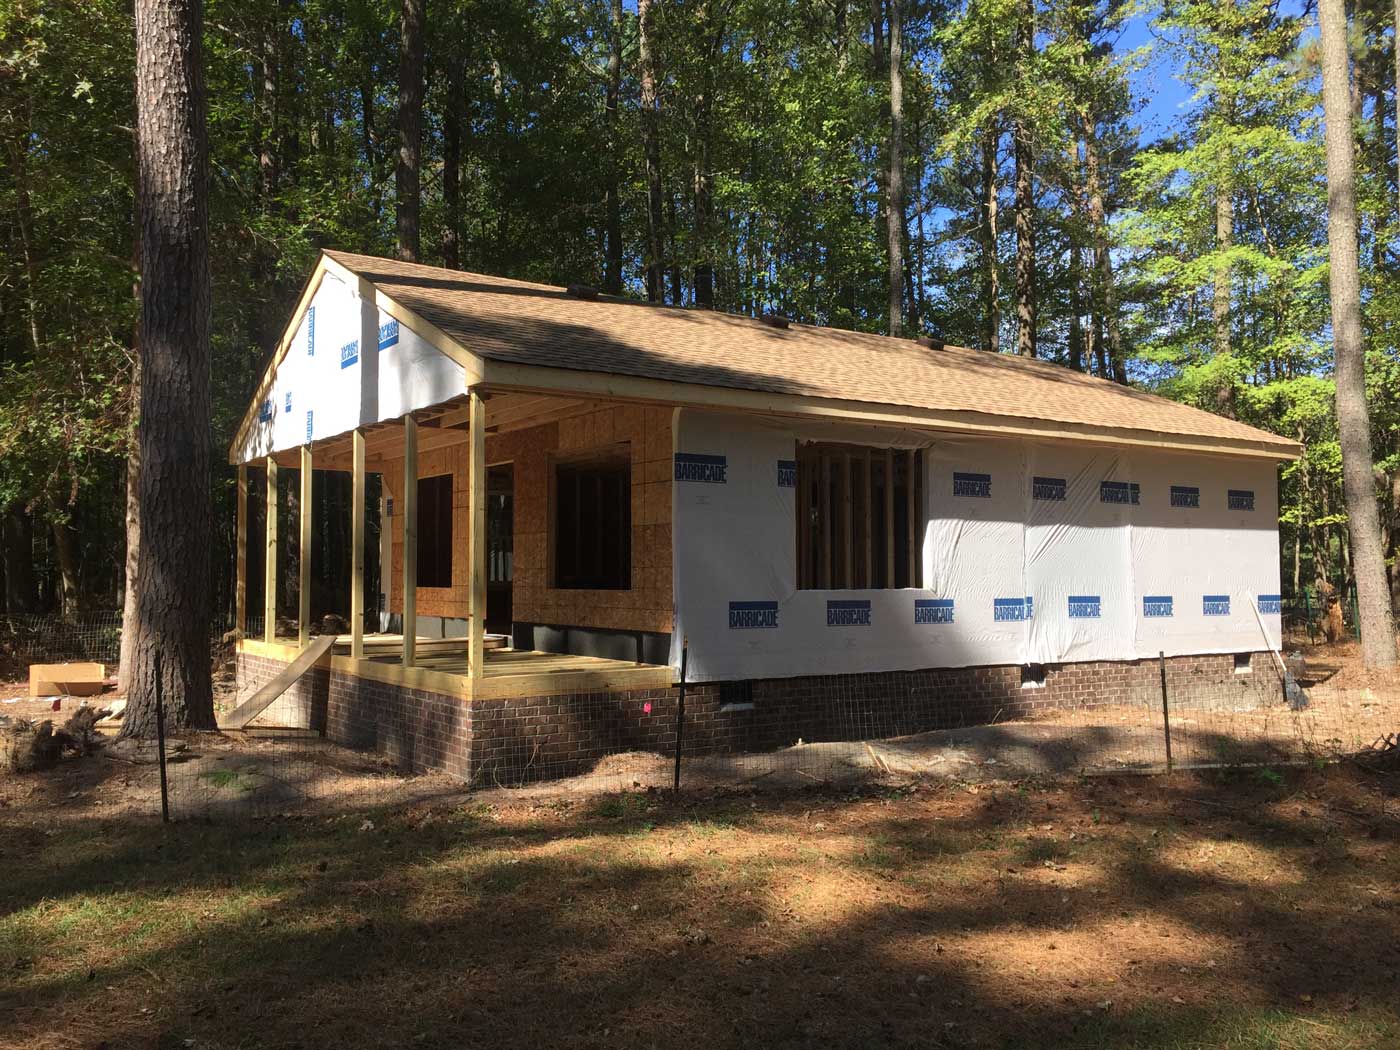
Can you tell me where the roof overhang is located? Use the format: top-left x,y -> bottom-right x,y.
230,252 -> 1301,465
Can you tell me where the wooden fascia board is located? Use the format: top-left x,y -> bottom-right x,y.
477,360 -> 1302,463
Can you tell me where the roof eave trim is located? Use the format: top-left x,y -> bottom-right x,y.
476,359 -> 1302,462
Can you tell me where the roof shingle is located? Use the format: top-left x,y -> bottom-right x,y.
324,250 -> 1298,457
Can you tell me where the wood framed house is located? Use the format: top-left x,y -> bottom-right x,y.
230,250 -> 1300,781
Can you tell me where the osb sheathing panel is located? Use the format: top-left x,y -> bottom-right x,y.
382,404 -> 673,634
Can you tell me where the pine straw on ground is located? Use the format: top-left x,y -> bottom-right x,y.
3,763 -> 1399,1050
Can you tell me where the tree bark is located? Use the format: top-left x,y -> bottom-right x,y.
1213,182 -> 1235,415
442,16 -> 465,270
603,0 -> 624,295
396,0 -> 426,262
638,0 -> 666,302
1081,117 -> 1124,382
1012,0 -> 1036,357
1318,0 -> 1398,668
885,0 -> 905,336
692,0 -> 718,309
124,0 -> 216,735
979,127 -> 999,353
2,507 -> 37,613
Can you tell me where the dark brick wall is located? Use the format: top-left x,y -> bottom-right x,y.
235,650 -> 1282,785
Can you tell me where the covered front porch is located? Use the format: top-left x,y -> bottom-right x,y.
233,386 -> 675,703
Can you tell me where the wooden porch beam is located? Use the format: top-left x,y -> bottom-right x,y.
351,428 -> 365,660
236,464 -> 248,639
403,416 -> 418,668
264,457 -> 278,643
299,446 -> 312,647
468,389 -> 486,679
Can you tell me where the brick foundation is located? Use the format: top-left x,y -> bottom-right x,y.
234,650 -> 1282,784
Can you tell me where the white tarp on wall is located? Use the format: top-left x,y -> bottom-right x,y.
236,269 -> 465,463
673,409 -> 1282,682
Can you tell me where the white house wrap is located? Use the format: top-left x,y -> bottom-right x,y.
673,410 -> 1281,683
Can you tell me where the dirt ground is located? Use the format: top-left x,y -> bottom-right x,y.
4,642 -> 1400,1048
3,761 -> 1400,1049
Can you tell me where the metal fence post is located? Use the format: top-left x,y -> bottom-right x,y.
155,651 -> 170,823
1158,650 -> 1173,775
673,638 -> 689,793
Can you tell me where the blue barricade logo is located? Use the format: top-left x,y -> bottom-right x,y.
378,317 -> 400,351
729,601 -> 778,629
1068,595 -> 1102,619
953,472 -> 991,498
777,460 -> 797,488
675,453 -> 727,483
340,339 -> 359,369
1228,489 -> 1255,511
914,599 -> 954,624
1257,594 -> 1281,614
1143,595 -> 1174,618
305,410 -> 313,442
1203,594 -> 1231,616
994,597 -> 1032,622
827,599 -> 872,627
259,399 -> 273,423
307,306 -> 315,356
1170,485 -> 1199,508
1100,480 -> 1140,505
284,392 -> 292,412
1032,476 -> 1066,501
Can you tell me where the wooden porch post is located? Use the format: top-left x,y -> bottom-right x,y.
264,457 -> 278,643
236,463 -> 247,639
468,389 -> 486,679
403,415 -> 418,668
299,445 -> 312,648
351,428 -> 366,659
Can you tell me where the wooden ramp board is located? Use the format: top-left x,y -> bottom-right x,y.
222,635 -> 336,730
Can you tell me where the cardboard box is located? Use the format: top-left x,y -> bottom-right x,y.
28,662 -> 106,698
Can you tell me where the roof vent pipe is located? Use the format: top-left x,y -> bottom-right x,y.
566,283 -> 600,301
917,335 -> 946,351
759,313 -> 790,330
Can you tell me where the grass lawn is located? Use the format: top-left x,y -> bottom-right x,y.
3,764 -> 1399,1049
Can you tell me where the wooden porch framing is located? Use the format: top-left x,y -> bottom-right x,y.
233,386 -> 674,702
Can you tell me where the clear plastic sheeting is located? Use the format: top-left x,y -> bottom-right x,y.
236,269 -> 465,463
673,409 -> 1282,682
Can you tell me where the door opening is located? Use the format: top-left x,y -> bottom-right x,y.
486,464 -> 514,635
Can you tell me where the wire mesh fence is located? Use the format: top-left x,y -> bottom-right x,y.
138,642 -> 1400,822
4,608 -> 1396,821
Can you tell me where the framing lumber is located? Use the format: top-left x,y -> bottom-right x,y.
841,451 -> 853,588
820,453 -> 832,589
223,634 -> 337,729
863,448 -> 873,588
351,428 -> 365,660
299,446 -> 312,647
468,389 -> 487,679
403,415 -> 418,668
906,450 -> 918,588
236,464 -> 248,639
264,457 -> 278,644
884,448 -> 895,588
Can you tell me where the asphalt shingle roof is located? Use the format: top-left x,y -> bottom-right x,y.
324,250 -> 1299,457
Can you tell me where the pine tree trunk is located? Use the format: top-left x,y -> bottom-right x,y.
638,0 -> 666,302
1012,0 -> 1035,357
1318,0 -> 1398,668
124,0 -> 216,736
442,22 -> 464,270
48,499 -> 82,619
1213,184 -> 1235,415
396,0 -> 426,263
692,0 -> 717,309
118,359 -> 141,691
1081,118 -> 1124,382
2,507 -> 37,613
885,0 -> 904,336
603,0 -> 624,295
979,127 -> 999,353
